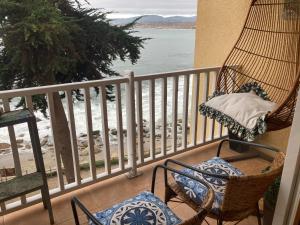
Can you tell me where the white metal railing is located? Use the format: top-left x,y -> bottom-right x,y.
0,67 -> 226,213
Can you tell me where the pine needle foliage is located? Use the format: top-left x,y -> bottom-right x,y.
0,0 -> 146,113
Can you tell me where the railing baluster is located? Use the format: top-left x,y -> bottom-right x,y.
216,71 -> 223,140
223,127 -> 229,136
201,73 -> 210,142
161,77 -> 167,156
213,69 -> 224,139
219,124 -> 224,138
116,84 -> 125,170
135,81 -> 144,164
211,119 -> 216,141
0,202 -> 5,211
149,79 -> 155,159
210,73 -> 217,140
2,99 -> 26,205
172,76 -> 179,152
47,93 -> 65,190
191,74 -> 200,146
100,86 -> 111,175
25,96 -> 33,111
83,88 -> 97,180
66,90 -> 81,184
216,67 -> 222,138
126,71 -> 138,177
182,75 -> 190,149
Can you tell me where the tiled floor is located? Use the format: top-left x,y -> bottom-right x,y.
2,142 -> 269,225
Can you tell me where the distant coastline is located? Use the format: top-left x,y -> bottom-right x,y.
134,23 -> 195,29
112,15 -> 196,29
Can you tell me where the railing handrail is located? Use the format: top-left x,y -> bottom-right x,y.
133,67 -> 221,81
0,67 -> 221,99
0,66 -> 226,214
0,77 -> 129,99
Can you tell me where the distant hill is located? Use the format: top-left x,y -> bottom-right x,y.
111,15 -> 196,29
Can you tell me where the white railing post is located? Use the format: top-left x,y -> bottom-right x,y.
126,71 -> 140,178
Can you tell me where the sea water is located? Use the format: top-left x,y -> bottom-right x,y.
0,28 -> 195,149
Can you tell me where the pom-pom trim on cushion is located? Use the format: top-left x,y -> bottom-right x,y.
199,82 -> 271,142
237,82 -> 271,101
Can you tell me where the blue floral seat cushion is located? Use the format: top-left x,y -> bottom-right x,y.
91,191 -> 182,225
172,157 -> 244,214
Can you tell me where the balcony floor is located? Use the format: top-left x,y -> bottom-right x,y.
1,142 -> 270,225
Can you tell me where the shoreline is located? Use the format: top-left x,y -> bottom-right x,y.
134,24 -> 196,30
0,119 -> 189,173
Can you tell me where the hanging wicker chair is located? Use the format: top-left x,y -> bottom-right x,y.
216,0 -> 300,131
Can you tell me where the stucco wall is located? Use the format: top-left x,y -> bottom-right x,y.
194,0 -> 251,68
194,0 -> 291,152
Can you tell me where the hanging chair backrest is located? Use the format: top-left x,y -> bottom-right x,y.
216,0 -> 300,105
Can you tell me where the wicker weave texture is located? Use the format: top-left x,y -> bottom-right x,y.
220,152 -> 285,221
180,187 -> 215,225
167,152 -> 285,222
216,0 -> 300,131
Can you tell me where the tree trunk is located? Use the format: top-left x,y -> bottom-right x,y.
52,92 -> 75,183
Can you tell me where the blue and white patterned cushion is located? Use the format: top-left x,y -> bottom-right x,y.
172,157 -> 244,215
91,191 -> 182,225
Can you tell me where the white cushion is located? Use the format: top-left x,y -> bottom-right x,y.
205,91 -> 277,130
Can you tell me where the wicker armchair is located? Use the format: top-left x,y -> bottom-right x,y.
164,139 -> 285,225
71,165 -> 215,225
216,0 -> 300,131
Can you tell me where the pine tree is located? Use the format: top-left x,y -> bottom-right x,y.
0,0 -> 146,182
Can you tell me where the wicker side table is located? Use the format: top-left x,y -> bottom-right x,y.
0,109 -> 54,224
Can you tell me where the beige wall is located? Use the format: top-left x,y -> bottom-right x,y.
194,0 -> 291,152
194,0 -> 251,68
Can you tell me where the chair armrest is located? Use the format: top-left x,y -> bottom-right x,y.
152,164 -> 215,216
71,197 -> 102,225
164,159 -> 229,180
151,165 -> 214,202
217,139 -> 280,157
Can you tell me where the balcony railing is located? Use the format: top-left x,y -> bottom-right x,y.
0,66 -> 226,213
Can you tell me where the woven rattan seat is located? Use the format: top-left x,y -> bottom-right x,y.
165,140 -> 285,225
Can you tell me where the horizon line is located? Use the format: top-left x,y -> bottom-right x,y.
107,13 -> 197,19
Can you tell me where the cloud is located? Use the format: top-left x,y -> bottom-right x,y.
86,0 -> 197,16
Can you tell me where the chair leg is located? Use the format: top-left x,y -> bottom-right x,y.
41,187 -> 48,209
41,186 -> 54,224
217,219 -> 223,225
164,186 -> 177,204
256,203 -> 262,225
71,199 -> 80,225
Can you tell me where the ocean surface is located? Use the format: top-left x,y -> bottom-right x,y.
113,28 -> 196,75
0,29 -> 196,148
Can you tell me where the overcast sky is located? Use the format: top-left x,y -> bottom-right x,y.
87,0 -> 197,18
